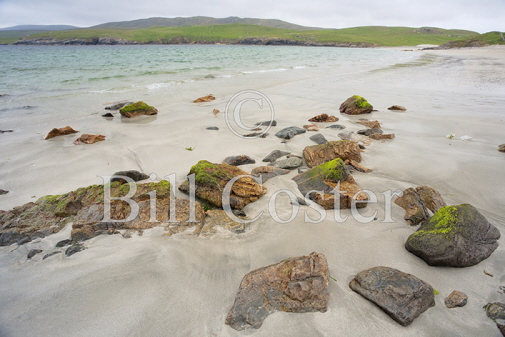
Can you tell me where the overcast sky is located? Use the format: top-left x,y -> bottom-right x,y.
0,0 -> 503,33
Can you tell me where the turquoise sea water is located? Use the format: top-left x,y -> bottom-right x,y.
0,45 -> 415,127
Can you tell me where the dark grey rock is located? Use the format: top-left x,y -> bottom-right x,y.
0,232 -> 29,246
359,144 -> 366,150
275,126 -> 306,139
349,266 -> 435,326
405,204 -> 500,267
291,197 -> 308,206
243,132 -> 268,138
485,302 -> 505,335
102,112 -> 114,118
223,155 -> 256,166
326,124 -> 346,129
358,128 -> 383,136
65,244 -> 85,257
0,130 -> 14,133
255,120 -> 277,127
55,239 -> 72,248
262,150 -> 290,163
206,126 -> 219,130
27,249 -> 43,259
0,189 -> 9,195
337,131 -> 353,140
105,102 -> 133,110
110,170 -> 149,184
444,290 -> 468,308
273,157 -> 303,169
43,251 -> 61,260
309,133 -> 328,145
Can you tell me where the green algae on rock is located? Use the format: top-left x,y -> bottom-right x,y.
119,101 -> 158,118
339,95 -> 373,115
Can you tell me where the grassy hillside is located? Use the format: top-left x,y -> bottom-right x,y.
10,24 -> 479,47
441,31 -> 505,48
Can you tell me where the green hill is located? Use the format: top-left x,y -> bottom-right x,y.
440,31 -> 505,48
8,23 -> 479,47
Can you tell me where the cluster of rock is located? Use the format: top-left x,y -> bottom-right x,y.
14,37 -> 135,45
44,126 -> 105,145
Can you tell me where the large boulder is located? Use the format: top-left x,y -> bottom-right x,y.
405,204 -> 500,267
395,186 -> 446,226
45,126 -> 78,140
225,252 -> 329,331
339,95 -> 373,115
349,266 -> 435,326
292,158 -> 368,209
119,101 -> 158,118
178,160 -> 266,209
303,140 -> 362,168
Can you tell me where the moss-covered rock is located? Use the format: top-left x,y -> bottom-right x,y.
119,101 -> 158,118
340,95 -> 373,115
405,204 -> 500,267
178,160 -> 266,209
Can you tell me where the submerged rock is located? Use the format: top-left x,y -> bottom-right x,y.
292,158 -> 368,209
262,150 -> 290,163
349,266 -> 435,326
225,252 -> 329,330
45,126 -> 78,140
223,155 -> 256,166
73,134 -> 105,145
444,290 -> 468,308
303,140 -> 362,168
309,133 -> 328,145
193,94 -> 215,103
275,126 -> 306,139
110,170 -> 149,184
388,105 -> 407,111
308,113 -> 339,122
405,204 -> 500,267
340,95 -> 373,115
119,101 -> 158,118
178,160 -> 266,209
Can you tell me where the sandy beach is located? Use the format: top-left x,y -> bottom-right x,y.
0,45 -> 504,336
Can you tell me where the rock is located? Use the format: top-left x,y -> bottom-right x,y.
309,133 -> 328,145
340,95 -> 373,115
273,157 -> 303,169
255,120 -> 277,127
485,302 -> 505,335
292,158 -> 368,209
405,204 -> 500,267
110,170 -> 149,184
395,186 -> 446,226
0,180 -> 171,246
388,105 -> 407,111
359,144 -> 366,150
303,140 -> 362,168
357,120 -> 381,129
206,126 -> 219,130
414,186 -> 447,213
243,132 -> 269,138
369,133 -> 395,140
223,155 -> 256,166
45,126 -> 78,140
65,244 -> 85,257
349,266 -> 435,326
292,197 -> 309,206
42,251 -> 61,260
251,166 -> 290,183
178,160 -> 266,209
499,144 -> 505,153
27,249 -> 43,259
275,126 -> 306,139
444,290 -> 468,308
202,209 -> 247,235
204,74 -> 215,79
55,239 -> 72,248
0,130 -> 14,133
303,124 -> 319,132
0,189 -> 8,195
102,112 -> 114,118
326,124 -> 346,129
225,252 -> 329,330
262,150 -> 290,163
308,113 -> 339,123
213,109 -> 220,116
193,94 -> 215,103
119,101 -> 158,118
105,102 -> 133,110
358,128 -> 383,136
73,134 -> 105,145
345,159 -> 372,173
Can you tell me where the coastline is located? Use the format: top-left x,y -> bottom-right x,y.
0,45 -> 504,336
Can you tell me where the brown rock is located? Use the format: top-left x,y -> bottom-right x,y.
223,155 -> 256,166
0,189 -> 8,195
369,133 -> 395,140
213,108 -> 220,116
345,159 -> 372,173
73,134 -> 105,145
395,186 -> 446,226
303,124 -> 319,132
251,166 -> 290,183
202,209 -> 248,235
357,120 -> 381,129
414,186 -> 447,213
388,105 -> 407,111
45,126 -> 78,140
339,95 -> 373,115
308,113 -> 339,123
225,252 -> 329,330
119,101 -> 158,118
499,144 -> 505,153
303,140 -> 362,168
178,160 -> 266,209
193,94 -> 215,103
444,290 -> 468,308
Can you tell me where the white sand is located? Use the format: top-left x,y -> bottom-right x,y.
1,46 -> 505,336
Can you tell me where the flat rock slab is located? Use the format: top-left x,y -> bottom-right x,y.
275,126 -> 306,139
405,204 -> 500,267
309,133 -> 328,145
262,150 -> 290,162
273,157 -> 303,169
349,266 -> 435,326
225,252 -> 329,330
